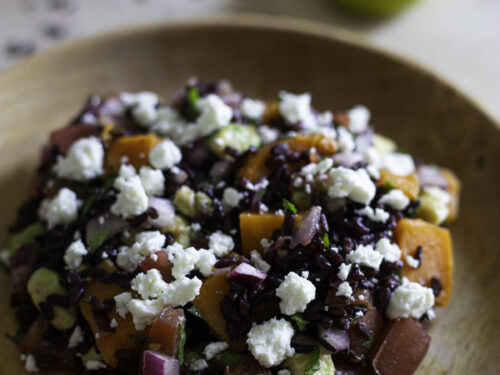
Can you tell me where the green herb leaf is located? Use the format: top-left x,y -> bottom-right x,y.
396,268 -> 403,278
304,347 -> 321,375
322,233 -> 330,248
213,351 -> 246,366
291,314 -> 309,332
360,331 -> 374,349
88,230 -> 111,253
80,194 -> 98,218
385,180 -> 396,191
187,305 -> 204,320
177,323 -> 187,364
4,329 -> 26,344
184,87 -> 200,121
283,198 -> 297,214
8,223 -> 44,255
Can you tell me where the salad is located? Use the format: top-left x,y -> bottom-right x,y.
2,79 -> 460,375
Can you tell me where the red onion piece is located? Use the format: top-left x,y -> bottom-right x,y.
49,125 -> 99,155
10,243 -> 37,293
293,206 -> 322,246
332,152 -> 364,168
98,97 -> 125,117
319,327 -> 350,352
355,128 -> 373,153
417,165 -> 449,188
143,350 -> 180,375
227,263 -> 266,285
148,198 -> 175,228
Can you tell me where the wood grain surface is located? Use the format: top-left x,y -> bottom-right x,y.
0,16 -> 498,375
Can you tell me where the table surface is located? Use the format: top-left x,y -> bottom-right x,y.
1,0 -> 499,122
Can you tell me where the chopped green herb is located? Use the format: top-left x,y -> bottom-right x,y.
8,223 -> 44,254
385,180 -> 396,191
322,233 -> 330,248
283,198 -> 297,214
396,268 -> 403,278
88,230 -> 111,253
304,347 -> 321,375
213,351 -> 246,366
187,305 -> 204,320
291,314 -> 309,332
360,331 -> 374,349
184,87 -> 200,121
177,323 -> 186,364
4,329 -> 25,344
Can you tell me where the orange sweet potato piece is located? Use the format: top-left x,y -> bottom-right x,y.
378,169 -> 420,200
239,134 -> 338,183
192,273 -> 244,351
441,168 -> 460,222
394,218 -> 453,306
239,212 -> 301,255
106,134 -> 162,170
139,250 -> 173,282
261,102 -> 280,125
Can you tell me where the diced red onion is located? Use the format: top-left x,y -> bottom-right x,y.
49,125 -> 99,155
332,152 -> 364,168
319,327 -> 350,352
227,263 -> 266,285
98,97 -> 126,117
143,350 -> 180,375
293,206 -> 322,246
417,165 -> 449,188
354,128 -> 373,153
148,198 -> 175,228
222,93 -> 243,108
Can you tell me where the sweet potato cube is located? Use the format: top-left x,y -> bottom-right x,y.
394,218 -> 453,306
441,168 -> 460,222
106,134 -> 162,170
378,170 -> 420,200
239,212 -> 301,255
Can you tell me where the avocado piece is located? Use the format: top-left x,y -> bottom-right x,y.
284,350 -> 335,375
208,124 -> 261,159
8,223 -> 44,254
164,215 -> 191,248
27,268 -> 76,330
173,186 -> 197,218
373,134 -> 396,155
417,187 -> 451,225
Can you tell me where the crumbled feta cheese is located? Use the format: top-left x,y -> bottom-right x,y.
131,269 -> 169,299
208,231 -> 234,257
114,292 -> 133,318
276,272 -> 316,315
196,94 -> 233,133
316,111 -> 334,127
363,147 -> 383,169
348,105 -> 370,133
337,126 -> 355,152
336,281 -> 353,298
337,263 -> 352,281
277,370 -> 291,375
301,271 -> 310,279
375,238 -> 402,263
158,276 -> 202,307
126,298 -> 164,331
327,167 -> 376,205
190,359 -> 209,371
366,164 -> 381,180
204,341 -> 229,360
85,360 -> 107,370
111,165 -> 149,219
386,278 -> 435,319
222,187 -> 243,209
116,231 -> 166,271
241,98 -> 265,119
247,318 -> 295,368
426,308 -> 436,320
167,243 -> 200,280
110,318 -> 118,328
355,310 -> 364,318
250,250 -> 271,273
149,139 -> 182,170
355,206 -> 390,223
300,158 -> 333,177
260,238 -> 272,249
378,189 -> 410,210
24,354 -> 39,373
383,153 -> 415,176
259,125 -> 280,144
54,136 -> 104,181
152,107 -> 187,136
405,255 -> 420,269
120,91 -> 159,126
139,166 -> 165,196
38,187 -> 81,229
64,240 -> 88,270
278,91 -> 315,129
68,326 -> 84,348
346,244 -> 384,270
418,187 -> 451,225
196,249 -> 216,277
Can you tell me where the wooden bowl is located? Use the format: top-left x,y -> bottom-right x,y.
0,15 -> 498,374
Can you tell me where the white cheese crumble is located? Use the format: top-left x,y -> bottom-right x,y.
354,206 -> 390,223
111,164 -> 149,219
240,98 -> 265,119
346,244 -> 384,270
190,359 -> 209,371
208,231 -> 234,257
64,239 -> 88,270
167,243 -> 200,280
116,231 -> 166,272
131,269 -> 169,299
327,167 -> 376,205
84,360 -> 107,370
114,292 -> 133,318
336,281 -> 353,298
383,153 -> 415,176
250,250 -> 271,273
386,277 -> 435,319
68,325 -> 84,348
38,187 -> 81,229
24,354 -> 39,373
158,276 -> 202,307
337,263 -> 352,281
278,91 -> 315,129
300,158 -> 333,177
277,370 -> 291,375
378,189 -> 410,210
139,166 -> 165,196
120,91 -> 159,126
195,249 -> 217,277
337,126 -> 355,153
275,272 -> 316,315
110,318 -> 118,328
405,255 -> 420,269
126,298 -> 164,330
222,187 -> 243,209
204,341 -> 229,360
246,318 -> 295,368
196,94 -> 233,133
375,238 -> 402,263
348,105 -> 370,134
259,125 -> 280,144
54,136 -> 104,181
149,139 -> 182,170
